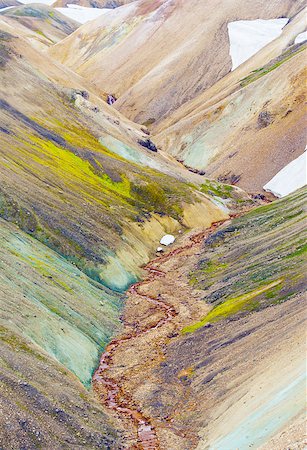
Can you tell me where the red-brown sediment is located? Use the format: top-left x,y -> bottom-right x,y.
92,216 -> 241,449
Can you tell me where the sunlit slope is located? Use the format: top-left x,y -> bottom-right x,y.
49,0 -> 304,124
52,0 -> 135,7
154,12 -> 306,192
0,19 -> 228,293
0,4 -> 79,46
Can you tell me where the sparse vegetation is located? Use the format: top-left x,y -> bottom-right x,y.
184,188 -> 307,333
240,43 -> 307,87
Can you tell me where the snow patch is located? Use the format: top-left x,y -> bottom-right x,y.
263,151 -> 307,198
55,5 -> 108,24
19,0 -> 55,4
295,31 -> 307,44
160,235 -> 175,246
228,18 -> 289,70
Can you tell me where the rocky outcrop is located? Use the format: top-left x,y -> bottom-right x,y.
138,138 -> 157,152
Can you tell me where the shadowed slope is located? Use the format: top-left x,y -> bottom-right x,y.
0,321 -> 124,449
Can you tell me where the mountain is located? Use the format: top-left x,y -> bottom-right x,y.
49,0 -> 306,193
100,187 -> 306,449
0,4 -> 79,45
49,0 -> 304,124
153,9 -> 306,192
52,0 -> 135,8
0,10 -> 237,447
0,1 -> 306,448
0,0 -> 21,7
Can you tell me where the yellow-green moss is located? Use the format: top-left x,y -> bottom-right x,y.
182,279 -> 283,333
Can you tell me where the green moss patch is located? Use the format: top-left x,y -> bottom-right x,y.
184,188 -> 307,333
183,279 -> 283,333
240,43 -> 306,87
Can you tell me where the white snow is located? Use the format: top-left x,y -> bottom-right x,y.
294,31 -> 307,44
19,0 -> 55,4
55,5 -> 109,24
160,235 -> 175,246
228,18 -> 289,70
263,151 -> 307,198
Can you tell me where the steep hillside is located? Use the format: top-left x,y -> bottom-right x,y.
52,0 -> 135,8
96,187 -> 306,449
0,16 -> 232,296
0,219 -> 125,449
0,4 -> 79,45
0,218 -> 122,386
0,0 -> 21,7
1,307 -> 124,449
49,0 -> 304,124
154,10 -> 306,192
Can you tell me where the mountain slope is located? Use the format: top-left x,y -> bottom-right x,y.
49,0 -> 304,124
0,4 -> 79,46
0,218 -> 121,386
1,16 -> 231,295
1,313 -> 123,449
99,187 -> 306,449
152,9 -> 306,192
52,0 -> 135,7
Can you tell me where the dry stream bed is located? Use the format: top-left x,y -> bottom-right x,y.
92,217 -> 237,449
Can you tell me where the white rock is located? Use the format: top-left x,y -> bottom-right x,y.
295,31 -> 307,44
228,18 -> 289,71
263,151 -> 307,198
160,234 -> 175,246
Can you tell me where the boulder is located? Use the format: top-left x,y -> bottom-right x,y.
138,138 -> 157,152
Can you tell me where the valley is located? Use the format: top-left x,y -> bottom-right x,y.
0,0 -> 306,449
92,189 -> 306,449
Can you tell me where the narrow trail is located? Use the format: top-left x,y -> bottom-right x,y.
92,216 -> 238,449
